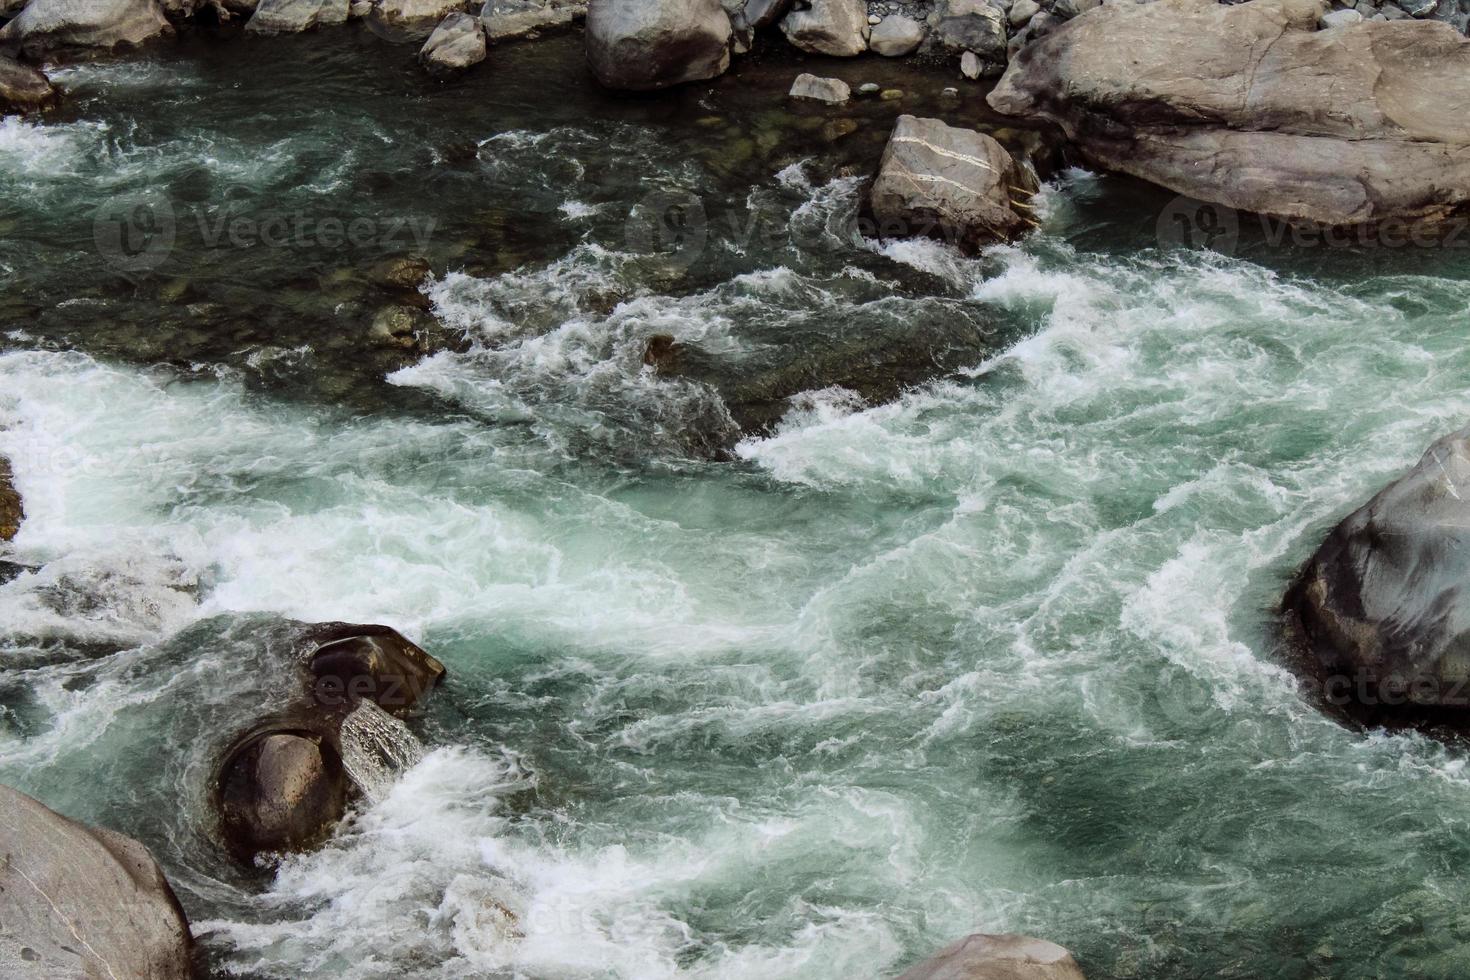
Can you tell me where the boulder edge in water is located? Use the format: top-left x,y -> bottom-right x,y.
895,933 -> 1087,979
0,783 -> 194,980
585,0 -> 732,91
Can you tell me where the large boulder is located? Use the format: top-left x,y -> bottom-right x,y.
370,0 -> 466,36
729,0 -> 790,30
213,622 -> 445,863
480,0 -> 585,42
779,0 -> 867,55
420,10 -> 485,74
869,115 -> 1033,252
245,0 -> 347,32
0,784 -> 193,980
0,54 -> 51,113
869,13 -> 925,56
930,0 -> 1007,62
1286,426 -> 1470,723
0,0 -> 170,56
585,0 -> 732,91
988,0 -> 1470,230
896,934 -> 1087,979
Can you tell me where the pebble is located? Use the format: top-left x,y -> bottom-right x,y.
868,13 -> 883,23
880,88 -> 904,100
858,82 -> 882,95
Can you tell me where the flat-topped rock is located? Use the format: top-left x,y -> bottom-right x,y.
988,0 -> 1470,230
245,0 -> 348,32
0,0 -> 170,56
896,933 -> 1087,980
585,0 -> 732,90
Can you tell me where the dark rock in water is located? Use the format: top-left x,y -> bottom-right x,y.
0,783 -> 194,980
368,304 -> 437,351
585,0 -> 732,91
0,54 -> 55,112
929,0 -> 1008,63
420,11 -> 486,75
216,727 -> 349,860
0,0 -> 171,56
370,255 -> 432,291
1286,426 -> 1470,726
728,0 -> 791,31
212,622 -> 445,863
0,455 -> 21,542
895,933 -> 1087,979
779,0 -> 868,55
642,333 -> 680,374
245,0 -> 347,33
989,0 -> 1470,231
870,114 -> 1034,252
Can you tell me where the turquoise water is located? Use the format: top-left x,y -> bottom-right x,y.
4,27 -> 1470,980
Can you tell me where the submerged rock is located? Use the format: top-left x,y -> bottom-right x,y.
213,622 -> 444,863
0,54 -> 52,113
0,455 -> 21,541
0,784 -> 194,980
0,0 -> 171,56
789,72 -> 850,103
1286,426 -> 1470,725
896,933 -> 1087,979
245,0 -> 347,32
420,10 -> 485,75
988,0 -> 1470,231
870,114 -> 1032,251
585,0 -> 732,90
780,0 -> 869,55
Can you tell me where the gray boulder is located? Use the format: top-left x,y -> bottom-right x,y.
0,784 -> 193,980
896,934 -> 1087,980
989,0 -> 1470,231
370,0 -> 466,36
780,0 -> 868,55
1008,0 -> 1038,24
1287,426 -> 1470,721
869,12 -> 925,54
585,0 -> 732,91
789,71 -> 850,102
421,10 -> 485,73
869,114 -> 1032,252
480,0 -> 584,42
0,54 -> 53,113
1320,5 -> 1364,25
245,0 -> 347,32
930,0 -> 1007,60
0,0 -> 170,56
729,0 -> 791,29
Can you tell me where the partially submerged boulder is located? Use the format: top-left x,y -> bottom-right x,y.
245,0 -> 347,33
0,0 -> 170,56
1286,426 -> 1470,725
896,933 -> 1087,980
0,454 -> 21,541
988,0 -> 1470,230
0,784 -> 193,980
789,72 -> 849,103
0,54 -> 51,111
213,622 -> 444,863
930,0 -> 1007,65
869,114 -> 1033,251
420,10 -> 485,74
585,0 -> 732,91
780,0 -> 868,55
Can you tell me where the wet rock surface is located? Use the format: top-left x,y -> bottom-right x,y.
0,783 -> 195,980
895,933 -> 1087,980
585,0 -> 732,90
0,0 -> 171,56
245,0 -> 348,33
0,54 -> 54,110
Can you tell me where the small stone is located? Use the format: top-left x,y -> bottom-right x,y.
858,81 -> 882,95
822,118 -> 860,140
1008,0 -> 1039,25
940,86 -> 960,98
879,87 -> 904,100
789,72 -> 852,103
961,50 -> 981,78
868,12 -> 882,23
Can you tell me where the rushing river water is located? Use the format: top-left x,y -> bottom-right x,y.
5,24 -> 1470,980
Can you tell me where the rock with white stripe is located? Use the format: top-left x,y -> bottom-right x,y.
0,783 -> 194,980
869,114 -> 1032,252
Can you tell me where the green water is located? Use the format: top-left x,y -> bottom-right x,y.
3,25 -> 1470,980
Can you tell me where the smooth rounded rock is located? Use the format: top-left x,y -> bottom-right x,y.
586,0 -> 732,90
896,933 -> 1087,980
216,729 -> 349,860
869,12 -> 925,54
780,0 -> 869,55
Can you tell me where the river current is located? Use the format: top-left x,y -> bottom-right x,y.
3,26 -> 1470,980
